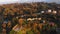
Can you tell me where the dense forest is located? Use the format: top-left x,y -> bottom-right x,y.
0,2 -> 60,16
0,2 -> 60,34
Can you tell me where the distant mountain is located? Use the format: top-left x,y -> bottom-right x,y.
45,0 -> 60,4
0,0 -> 60,5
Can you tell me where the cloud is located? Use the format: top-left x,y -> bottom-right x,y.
0,0 -> 19,4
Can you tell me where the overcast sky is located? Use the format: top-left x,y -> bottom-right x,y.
0,0 -> 60,4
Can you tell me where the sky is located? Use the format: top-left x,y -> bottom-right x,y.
0,0 -> 60,4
